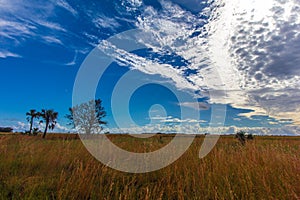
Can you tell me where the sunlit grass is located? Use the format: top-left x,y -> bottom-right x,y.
0,134 -> 299,199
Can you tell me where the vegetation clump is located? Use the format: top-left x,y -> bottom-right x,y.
22,99 -> 106,138
0,127 -> 13,133
24,109 -> 58,138
235,130 -> 254,145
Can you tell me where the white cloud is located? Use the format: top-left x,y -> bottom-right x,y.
17,122 -> 26,127
159,117 -> 206,123
107,124 -> 299,136
42,36 -> 63,45
36,20 -> 66,32
1,0 -> 299,131
233,118 -> 241,121
0,51 -> 21,58
150,116 -> 173,120
64,50 -> 78,66
0,19 -> 37,42
98,40 -> 198,91
9,121 -> 29,132
107,123 -> 206,134
93,15 -> 120,29
56,0 -> 78,16
54,123 -> 70,132
179,102 -> 210,110
120,0 -> 143,12
14,122 -> 27,131
8,120 -> 71,133
107,0 -> 300,129
0,0 -> 71,53
149,115 -> 207,124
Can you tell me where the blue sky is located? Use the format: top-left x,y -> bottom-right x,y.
0,0 -> 299,135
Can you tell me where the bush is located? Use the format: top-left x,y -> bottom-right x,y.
32,128 -> 40,136
236,131 -> 254,145
0,127 -> 13,133
235,130 -> 246,145
247,133 -> 254,140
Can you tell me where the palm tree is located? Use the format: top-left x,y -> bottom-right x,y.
26,109 -> 40,135
39,109 -> 58,138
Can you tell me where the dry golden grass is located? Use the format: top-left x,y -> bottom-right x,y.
0,132 -> 15,135
0,134 -> 299,199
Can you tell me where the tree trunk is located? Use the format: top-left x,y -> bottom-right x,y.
43,121 -> 49,139
29,117 -> 33,135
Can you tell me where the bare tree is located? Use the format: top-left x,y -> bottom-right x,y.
66,99 -> 107,134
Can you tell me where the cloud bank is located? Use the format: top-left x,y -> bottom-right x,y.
116,0 -> 300,127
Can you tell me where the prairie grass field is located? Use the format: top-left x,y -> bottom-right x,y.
0,133 -> 299,199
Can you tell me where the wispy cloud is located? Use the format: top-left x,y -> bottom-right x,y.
36,20 -> 67,32
93,15 -> 121,30
0,19 -> 37,42
42,36 -> 64,45
0,51 -> 21,58
56,0 -> 78,16
179,102 -> 210,110
150,115 -> 207,123
65,50 -> 78,66
98,40 -> 198,91
0,0 -> 74,55
110,0 -> 300,128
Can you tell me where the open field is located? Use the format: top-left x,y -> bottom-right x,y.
0,134 -> 299,199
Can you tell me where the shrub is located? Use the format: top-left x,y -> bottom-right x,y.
247,133 -> 254,140
0,127 -> 13,133
235,130 -> 246,145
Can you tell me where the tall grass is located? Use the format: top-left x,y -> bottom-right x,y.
0,134 -> 299,199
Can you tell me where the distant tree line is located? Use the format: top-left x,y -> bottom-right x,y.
0,127 -> 13,133
24,98 -> 107,138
